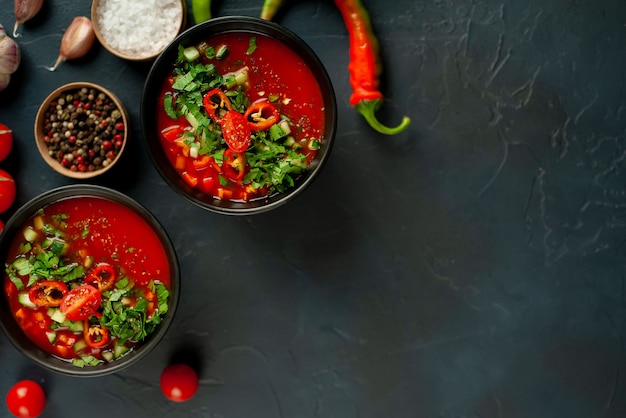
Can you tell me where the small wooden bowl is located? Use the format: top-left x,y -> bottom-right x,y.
34,82 -> 129,179
91,0 -> 186,61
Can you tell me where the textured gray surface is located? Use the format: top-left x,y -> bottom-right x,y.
1,0 -> 626,417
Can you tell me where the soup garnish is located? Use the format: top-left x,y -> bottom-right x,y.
156,33 -> 326,202
4,196 -> 171,368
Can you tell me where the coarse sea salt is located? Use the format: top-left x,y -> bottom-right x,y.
95,0 -> 183,59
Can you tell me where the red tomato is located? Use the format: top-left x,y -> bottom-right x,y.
59,285 -> 101,321
5,380 -> 46,418
160,363 -> 199,402
220,110 -> 251,153
0,123 -> 13,162
0,169 -> 16,214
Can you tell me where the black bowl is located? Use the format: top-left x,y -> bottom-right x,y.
0,185 -> 180,377
141,16 -> 337,215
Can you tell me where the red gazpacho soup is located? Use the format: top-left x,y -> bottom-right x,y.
3,196 -> 171,368
156,32 -> 326,202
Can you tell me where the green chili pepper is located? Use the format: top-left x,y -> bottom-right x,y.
334,0 -> 411,135
192,0 -> 212,24
260,0 -> 286,21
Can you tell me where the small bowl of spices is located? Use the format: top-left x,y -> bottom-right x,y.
34,82 -> 129,179
91,0 -> 186,61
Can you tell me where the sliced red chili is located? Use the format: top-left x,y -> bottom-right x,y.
220,110 -> 251,153
244,100 -> 280,131
59,285 -> 101,321
203,89 -> 233,124
85,263 -> 116,292
28,280 -> 68,307
83,319 -> 110,348
222,149 -> 246,182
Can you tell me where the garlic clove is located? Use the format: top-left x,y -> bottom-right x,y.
0,25 -> 21,75
46,16 -> 95,72
13,0 -> 45,37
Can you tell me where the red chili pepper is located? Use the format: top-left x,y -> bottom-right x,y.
28,280 -> 68,307
203,89 -> 233,124
222,149 -> 246,182
333,0 -> 411,135
85,263 -> 116,292
244,100 -> 280,131
83,320 -> 110,348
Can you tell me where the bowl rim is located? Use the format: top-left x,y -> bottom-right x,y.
141,15 -> 337,215
91,0 -> 187,61
34,81 -> 130,180
0,184 -> 180,377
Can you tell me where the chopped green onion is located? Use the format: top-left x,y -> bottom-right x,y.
246,36 -> 257,55
216,44 -> 228,60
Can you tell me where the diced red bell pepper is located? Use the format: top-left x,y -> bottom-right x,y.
182,172 -> 198,187
161,125 -> 185,142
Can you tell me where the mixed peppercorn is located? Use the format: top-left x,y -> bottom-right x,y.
42,87 -> 125,173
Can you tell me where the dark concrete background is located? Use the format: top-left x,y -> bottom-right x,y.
1,0 -> 625,417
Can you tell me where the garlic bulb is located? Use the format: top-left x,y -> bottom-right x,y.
0,24 -> 21,92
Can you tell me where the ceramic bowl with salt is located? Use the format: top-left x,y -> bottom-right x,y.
91,0 -> 186,61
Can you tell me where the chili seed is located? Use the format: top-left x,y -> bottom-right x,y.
42,87 -> 125,173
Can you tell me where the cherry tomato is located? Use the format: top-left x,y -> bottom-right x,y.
28,280 -> 68,307
5,380 -> 46,418
0,169 -> 16,214
59,285 -> 101,321
160,363 -> 199,402
220,110 -> 251,153
0,123 -> 13,162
